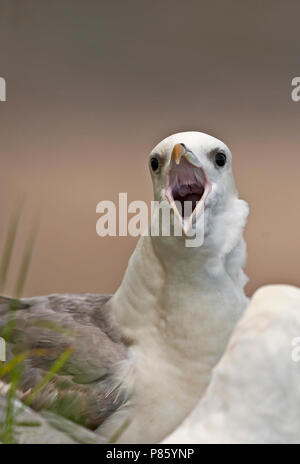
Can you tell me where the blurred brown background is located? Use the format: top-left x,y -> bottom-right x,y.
0,0 -> 299,297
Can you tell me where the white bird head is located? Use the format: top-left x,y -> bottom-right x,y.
149,131 -> 249,254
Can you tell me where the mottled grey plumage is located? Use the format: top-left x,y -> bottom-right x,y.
0,294 -> 128,429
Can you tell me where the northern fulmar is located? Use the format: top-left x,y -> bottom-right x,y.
0,131 -> 249,443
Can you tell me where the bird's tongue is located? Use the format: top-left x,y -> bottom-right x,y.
176,183 -> 204,197
173,184 -> 205,218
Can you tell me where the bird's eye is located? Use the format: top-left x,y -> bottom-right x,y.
215,152 -> 227,167
150,157 -> 160,172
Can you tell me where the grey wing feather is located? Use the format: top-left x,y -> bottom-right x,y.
0,293 -> 128,429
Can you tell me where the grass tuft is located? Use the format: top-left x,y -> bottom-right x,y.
0,206 -> 71,443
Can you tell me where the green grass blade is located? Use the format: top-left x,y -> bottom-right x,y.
0,349 -> 46,379
1,363 -> 23,443
13,221 -> 38,299
24,348 -> 73,407
0,201 -> 23,293
0,351 -> 29,379
107,418 -> 131,444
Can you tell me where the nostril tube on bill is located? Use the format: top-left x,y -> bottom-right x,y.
171,143 -> 186,165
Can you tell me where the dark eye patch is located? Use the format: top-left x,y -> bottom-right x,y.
150,157 -> 160,171
215,152 -> 227,167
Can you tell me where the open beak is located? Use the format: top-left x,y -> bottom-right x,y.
165,143 -> 211,235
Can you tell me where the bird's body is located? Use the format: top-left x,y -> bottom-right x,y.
0,131 -> 249,443
100,231 -> 248,442
164,285 -> 300,444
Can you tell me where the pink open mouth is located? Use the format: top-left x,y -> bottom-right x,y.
165,147 -> 211,234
